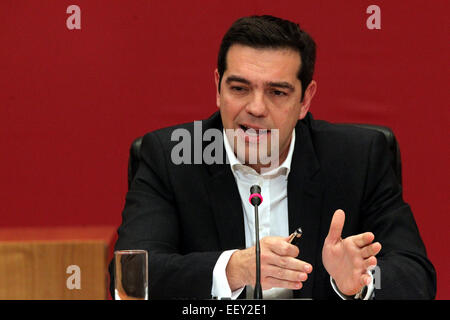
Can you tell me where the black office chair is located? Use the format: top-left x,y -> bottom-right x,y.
127,124 -> 402,188
128,137 -> 144,188
340,123 -> 402,185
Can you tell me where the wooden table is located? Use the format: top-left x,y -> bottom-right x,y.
0,226 -> 117,300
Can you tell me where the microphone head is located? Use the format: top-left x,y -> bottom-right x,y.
249,185 -> 263,206
250,185 -> 261,195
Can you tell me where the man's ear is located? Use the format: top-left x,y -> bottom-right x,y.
214,69 -> 221,108
298,80 -> 317,120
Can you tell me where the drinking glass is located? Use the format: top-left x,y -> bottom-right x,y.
114,250 -> 148,300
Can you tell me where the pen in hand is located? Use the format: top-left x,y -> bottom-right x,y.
288,227 -> 303,247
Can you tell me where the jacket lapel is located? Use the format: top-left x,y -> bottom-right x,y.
203,113 -> 246,250
206,162 -> 246,250
288,117 -> 324,299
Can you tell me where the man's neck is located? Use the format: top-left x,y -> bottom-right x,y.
246,135 -> 292,174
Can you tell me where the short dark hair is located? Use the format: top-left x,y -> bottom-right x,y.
217,15 -> 316,100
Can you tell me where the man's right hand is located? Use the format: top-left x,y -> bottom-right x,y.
225,236 -> 313,291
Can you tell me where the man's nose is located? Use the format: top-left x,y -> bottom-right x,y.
245,91 -> 268,117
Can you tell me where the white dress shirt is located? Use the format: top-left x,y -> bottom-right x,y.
211,128 -> 374,300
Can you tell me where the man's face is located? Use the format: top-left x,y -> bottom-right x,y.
215,44 -> 316,171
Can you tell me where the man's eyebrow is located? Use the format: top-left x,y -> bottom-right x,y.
225,75 -> 251,85
266,81 -> 295,92
225,75 -> 295,92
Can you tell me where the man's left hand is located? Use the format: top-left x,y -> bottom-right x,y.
322,209 -> 382,296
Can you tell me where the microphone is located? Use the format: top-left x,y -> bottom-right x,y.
249,185 -> 263,299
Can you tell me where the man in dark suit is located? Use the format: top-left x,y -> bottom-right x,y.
110,15 -> 436,299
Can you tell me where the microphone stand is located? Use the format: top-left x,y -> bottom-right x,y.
253,203 -> 263,299
249,185 -> 263,299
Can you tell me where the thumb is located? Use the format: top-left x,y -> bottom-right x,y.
326,209 -> 345,244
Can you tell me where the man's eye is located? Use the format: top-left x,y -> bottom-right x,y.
230,86 -> 249,95
272,90 -> 287,96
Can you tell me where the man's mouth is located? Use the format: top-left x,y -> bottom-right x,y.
239,124 -> 270,133
238,124 -> 271,142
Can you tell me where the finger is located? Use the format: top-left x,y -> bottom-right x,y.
263,264 -> 309,283
274,256 -> 313,274
268,239 -> 299,257
360,273 -> 373,287
263,277 -> 304,291
353,232 -> 375,248
268,255 -> 313,274
364,256 -> 377,270
326,209 -> 345,244
361,242 -> 382,259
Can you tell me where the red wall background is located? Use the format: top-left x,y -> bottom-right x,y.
1,0 -> 448,299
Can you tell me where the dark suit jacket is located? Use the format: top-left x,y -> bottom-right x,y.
110,112 -> 436,299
